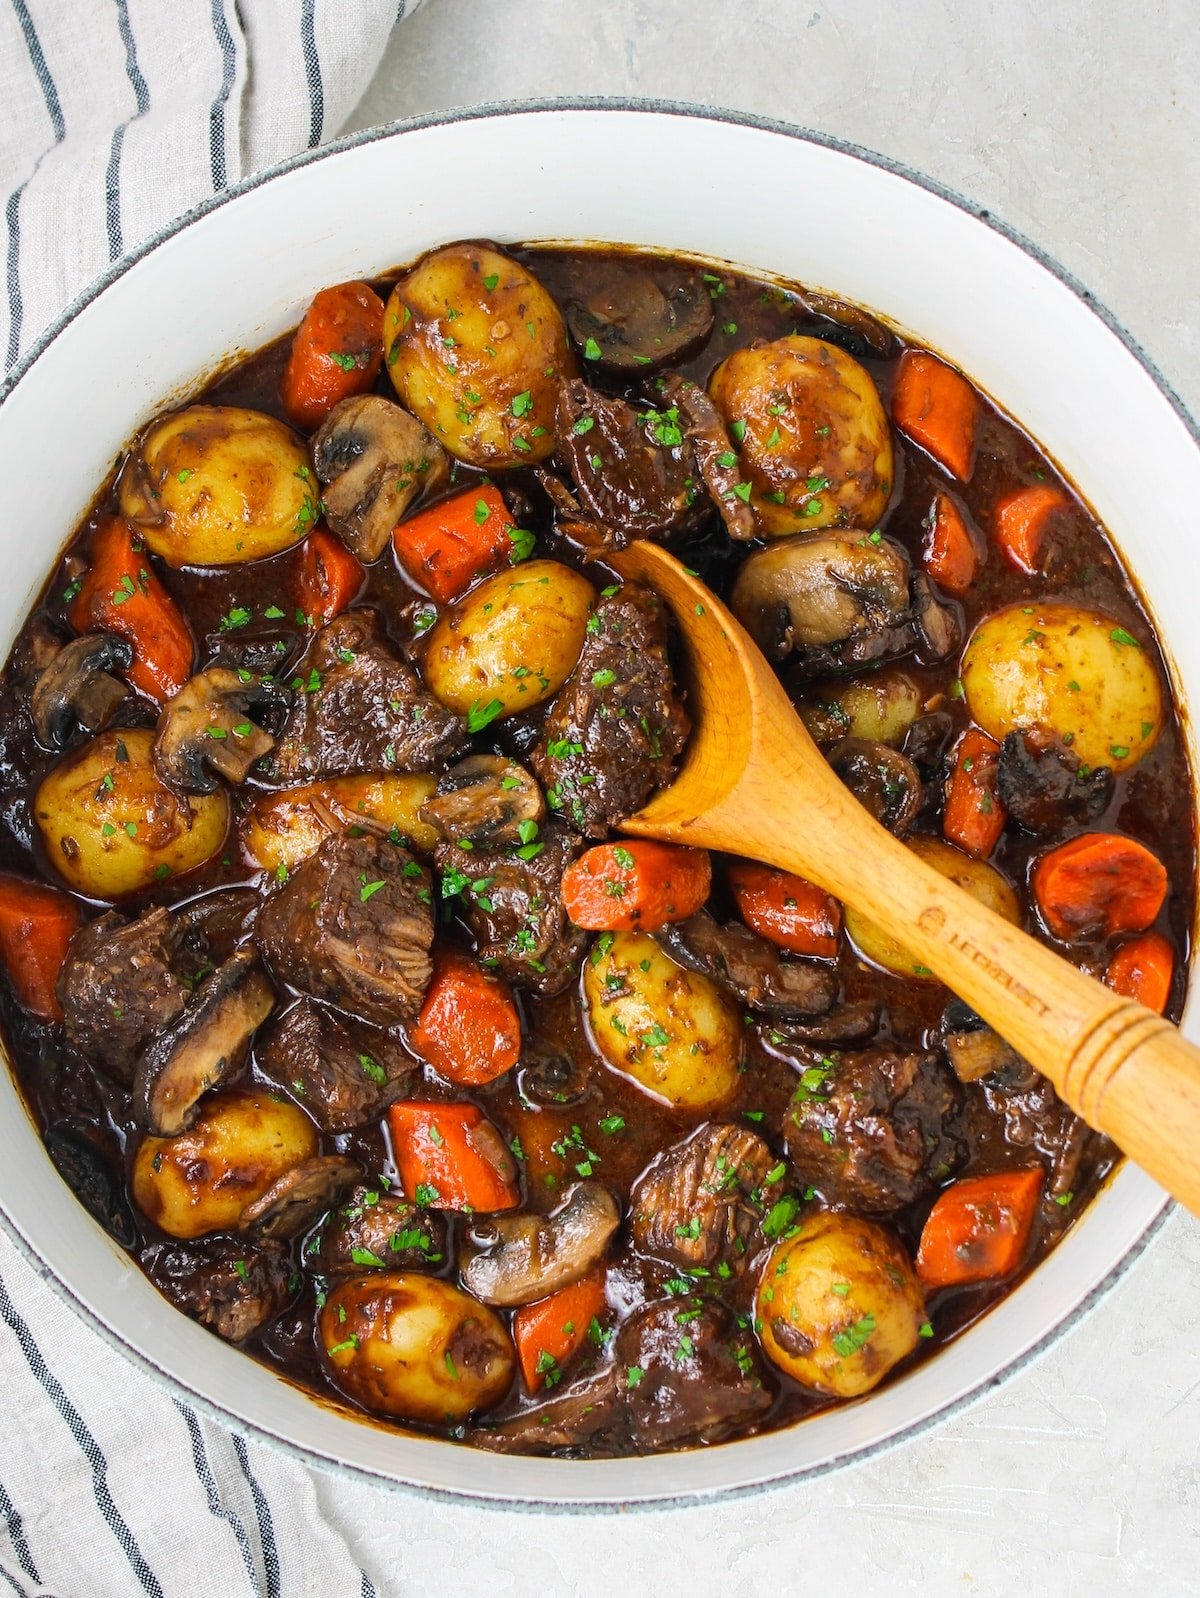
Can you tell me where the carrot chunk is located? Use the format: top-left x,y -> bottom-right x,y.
1032,832 -> 1167,941
992,482 -> 1070,575
69,513 -> 194,703
561,841 -> 711,932
410,945 -> 522,1087
1104,932 -> 1175,1015
295,526 -> 364,626
924,492 -> 983,596
942,728 -> 1006,859
279,281 -> 385,432
892,349 -> 979,482
392,485 -> 515,604
728,862 -> 841,957
917,1167 -> 1043,1287
513,1268 -> 607,1392
0,875 -> 81,1022
388,1100 -> 520,1213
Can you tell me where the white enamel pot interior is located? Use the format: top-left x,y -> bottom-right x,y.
1,103 -> 1197,1509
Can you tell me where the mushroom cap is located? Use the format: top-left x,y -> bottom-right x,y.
240,1154 -> 362,1239
311,394 -> 447,561
30,632 -> 132,750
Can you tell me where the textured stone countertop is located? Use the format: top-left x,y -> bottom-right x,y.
331,4 -> 1200,1590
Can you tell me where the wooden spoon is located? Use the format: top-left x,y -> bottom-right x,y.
614,540 -> 1200,1213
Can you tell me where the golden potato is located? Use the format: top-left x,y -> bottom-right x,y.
423,559 -> 595,720
319,1272 -> 514,1423
239,773 -> 438,875
384,244 -> 575,468
132,1089 -> 318,1239
845,835 -> 1020,978
800,670 -> 922,748
756,1211 -> 926,1397
708,336 -> 893,536
961,600 -> 1163,773
118,404 -> 315,566
34,728 -> 228,898
583,930 -> 741,1110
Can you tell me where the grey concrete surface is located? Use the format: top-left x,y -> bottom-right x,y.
331,5 -> 1200,1592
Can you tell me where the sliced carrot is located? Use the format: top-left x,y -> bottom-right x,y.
295,526 -> 364,625
993,482 -> 1070,574
0,875 -> 82,1022
68,514 -> 194,703
1032,832 -> 1167,941
892,349 -> 980,482
561,841 -> 711,932
1104,932 -> 1175,1015
392,485 -> 515,604
942,728 -> 1006,859
388,1100 -> 520,1213
924,492 -> 983,596
728,862 -> 841,957
279,281 -> 385,432
410,945 -> 521,1087
917,1167 -> 1043,1287
513,1268 -> 608,1392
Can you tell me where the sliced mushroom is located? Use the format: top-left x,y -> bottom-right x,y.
762,998 -> 882,1046
659,910 -> 837,1017
132,948 -> 275,1134
657,373 -> 756,540
558,256 -> 714,374
554,380 -> 701,542
239,1154 -> 362,1239
417,754 -> 545,848
911,573 -> 961,661
458,1181 -> 619,1307
730,535 -> 912,660
311,395 -> 447,561
153,667 -> 292,793
828,737 -> 923,835
943,1025 -> 1025,1084
30,632 -> 132,750
800,291 -> 897,359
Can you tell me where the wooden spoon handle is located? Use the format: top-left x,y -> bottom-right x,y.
767,816 -> 1200,1209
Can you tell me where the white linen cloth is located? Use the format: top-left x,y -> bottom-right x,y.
0,3 -> 430,1592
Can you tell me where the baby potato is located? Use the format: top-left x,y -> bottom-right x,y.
118,404 -> 315,566
34,728 -> 228,898
708,335 -> 893,536
756,1211 -> 925,1397
961,600 -> 1163,773
132,1089 -> 318,1239
583,930 -> 741,1110
319,1272 -> 514,1424
384,244 -> 575,468
423,559 -> 595,720
800,670 -> 922,748
240,773 -> 438,875
845,835 -> 1020,979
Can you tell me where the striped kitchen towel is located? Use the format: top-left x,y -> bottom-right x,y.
0,2 -> 431,1592
3,0 -> 429,371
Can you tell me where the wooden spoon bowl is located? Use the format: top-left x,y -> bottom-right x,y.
614,540 -> 1200,1214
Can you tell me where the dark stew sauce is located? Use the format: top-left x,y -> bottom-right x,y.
0,242 -> 1192,1457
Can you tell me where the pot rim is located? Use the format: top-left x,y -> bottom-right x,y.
0,96 -> 1191,1512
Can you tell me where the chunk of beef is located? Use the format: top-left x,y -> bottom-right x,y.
630,1123 -> 778,1274
657,374 -> 756,540
659,910 -> 836,1017
270,610 -> 465,781
257,833 -> 434,1026
436,822 -> 587,996
57,907 -> 210,1083
977,1066 -> 1098,1202
319,1186 -> 448,1274
554,380 -> 702,542
147,1238 -> 291,1344
44,1126 -> 136,1248
783,1046 -> 964,1212
531,584 -> 688,838
997,729 -> 1113,835
256,998 -> 415,1130
471,1297 -> 772,1456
